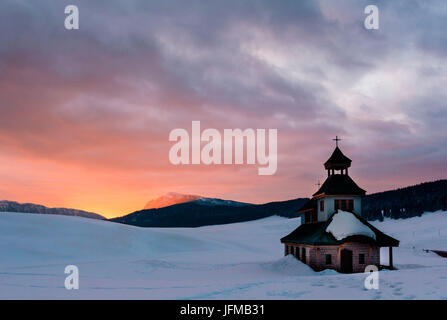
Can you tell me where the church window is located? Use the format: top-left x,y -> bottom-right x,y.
359,254 -> 365,264
335,199 -> 354,211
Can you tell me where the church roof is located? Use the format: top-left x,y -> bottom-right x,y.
324,147 -> 352,170
313,174 -> 366,197
280,211 -> 399,247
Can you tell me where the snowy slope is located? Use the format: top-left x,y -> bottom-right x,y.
0,211 -> 446,299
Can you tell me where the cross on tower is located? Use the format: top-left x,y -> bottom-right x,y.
333,136 -> 341,147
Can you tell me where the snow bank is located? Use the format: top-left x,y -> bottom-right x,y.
326,210 -> 376,241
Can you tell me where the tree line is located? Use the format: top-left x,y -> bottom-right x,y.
362,180 -> 447,221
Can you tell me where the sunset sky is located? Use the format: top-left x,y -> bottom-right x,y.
0,0 -> 446,218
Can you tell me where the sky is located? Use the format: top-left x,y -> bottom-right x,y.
0,0 -> 446,218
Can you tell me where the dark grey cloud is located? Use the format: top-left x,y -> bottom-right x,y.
0,0 -> 446,191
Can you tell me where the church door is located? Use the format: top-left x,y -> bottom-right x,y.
340,249 -> 353,273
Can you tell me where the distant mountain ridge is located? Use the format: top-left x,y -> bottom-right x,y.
110,197 -> 309,228
3,180 -> 445,226
144,192 -> 202,209
143,192 -> 253,210
193,198 -> 252,207
112,180 -> 447,228
0,200 -> 105,220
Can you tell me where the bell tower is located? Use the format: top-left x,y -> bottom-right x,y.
298,136 -> 366,224
324,136 -> 352,176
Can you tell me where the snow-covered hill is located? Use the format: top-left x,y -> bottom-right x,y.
0,211 -> 446,299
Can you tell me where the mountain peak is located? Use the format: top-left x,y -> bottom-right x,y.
143,193 -> 203,209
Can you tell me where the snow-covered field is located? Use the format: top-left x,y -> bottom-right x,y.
0,211 -> 446,299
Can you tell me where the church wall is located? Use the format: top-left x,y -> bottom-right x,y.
336,242 -> 380,273
317,196 -> 363,222
317,198 -> 329,221
354,198 -> 362,215
283,242 -> 380,273
311,246 -> 338,271
322,196 -> 336,219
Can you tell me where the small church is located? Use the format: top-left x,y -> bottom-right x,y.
281,137 -> 399,273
